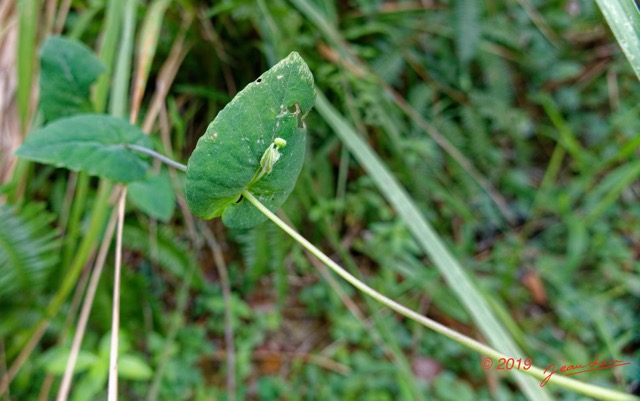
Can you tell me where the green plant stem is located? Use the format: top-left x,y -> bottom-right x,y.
127,144 -> 187,171
241,189 -> 639,401
107,148 -> 637,401
313,91 -> 547,400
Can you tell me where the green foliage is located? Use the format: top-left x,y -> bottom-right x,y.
128,171 -> 176,222
0,203 -> 60,301
146,326 -> 213,400
4,1 -> 640,401
185,52 -> 316,229
454,0 -> 481,67
39,332 -> 152,401
122,224 -> 203,288
15,114 -> 152,182
39,36 -> 105,122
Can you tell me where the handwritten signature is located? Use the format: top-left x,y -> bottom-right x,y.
540,355 -> 631,387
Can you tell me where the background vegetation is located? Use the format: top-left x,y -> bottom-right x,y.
1,0 -> 639,400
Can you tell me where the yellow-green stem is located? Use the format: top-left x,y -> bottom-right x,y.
241,189 -> 639,401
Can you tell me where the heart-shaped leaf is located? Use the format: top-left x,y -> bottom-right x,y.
39,36 -> 105,122
185,52 -> 315,229
16,114 -> 152,182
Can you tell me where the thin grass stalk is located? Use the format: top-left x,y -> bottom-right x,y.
10,0 -> 39,203
130,0 -> 170,124
107,188 -> 127,401
289,0 -> 516,225
4,0 -> 137,396
0,321 -> 47,396
56,202 -> 120,401
8,0 -> 131,384
53,0 -> 71,34
141,17 -> 192,133
93,0 -> 124,112
105,0 -> 139,397
0,181 -> 112,396
16,0 -> 37,135
110,0 -> 138,119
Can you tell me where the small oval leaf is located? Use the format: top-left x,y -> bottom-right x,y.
185,52 -> 315,229
118,354 -> 153,381
15,114 -> 152,183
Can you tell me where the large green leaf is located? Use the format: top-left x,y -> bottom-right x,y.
15,114 -> 152,183
185,52 -> 315,229
39,36 -> 105,122
0,203 -> 60,301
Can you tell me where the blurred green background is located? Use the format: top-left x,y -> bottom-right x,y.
0,0 -> 639,400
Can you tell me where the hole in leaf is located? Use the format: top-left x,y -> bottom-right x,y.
256,78 -> 263,83
286,103 -> 305,128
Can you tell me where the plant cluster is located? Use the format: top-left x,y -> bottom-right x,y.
0,1 -> 639,401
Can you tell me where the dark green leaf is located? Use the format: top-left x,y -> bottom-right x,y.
15,114 -> 152,182
185,52 -> 315,229
39,36 -> 105,122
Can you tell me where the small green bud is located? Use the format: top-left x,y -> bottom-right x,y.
274,137 -> 287,148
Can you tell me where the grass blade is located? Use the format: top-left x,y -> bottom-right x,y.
314,91 -> 552,401
596,0 -> 640,81
16,0 -> 38,134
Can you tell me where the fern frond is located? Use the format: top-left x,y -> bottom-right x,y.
0,203 -> 60,301
455,0 -> 481,65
